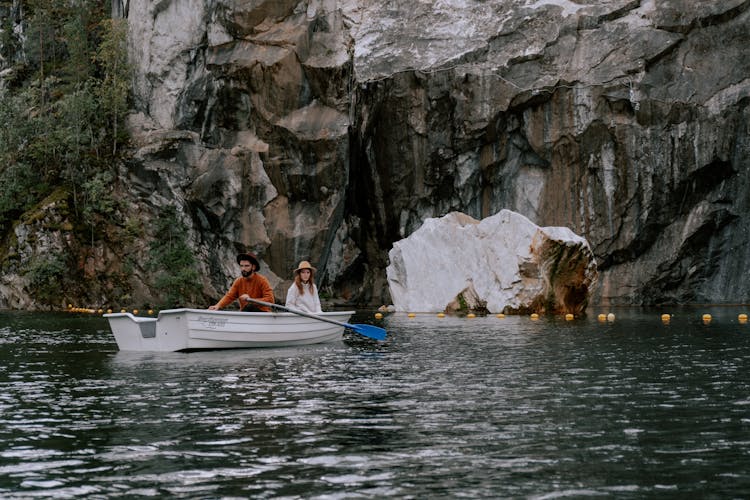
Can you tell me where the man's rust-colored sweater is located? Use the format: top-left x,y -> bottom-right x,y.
215,273 -> 275,311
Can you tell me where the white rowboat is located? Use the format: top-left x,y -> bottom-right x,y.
104,308 -> 355,352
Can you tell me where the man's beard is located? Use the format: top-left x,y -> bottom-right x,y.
241,270 -> 253,278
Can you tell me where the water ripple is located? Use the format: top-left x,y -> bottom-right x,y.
1,310 -> 750,497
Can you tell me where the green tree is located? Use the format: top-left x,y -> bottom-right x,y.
147,207 -> 203,308
56,83 -> 101,209
0,1 -> 132,309
0,87 -> 50,230
63,11 -> 92,86
94,17 -> 129,156
0,163 -> 40,228
24,0 -> 71,109
26,253 -> 70,306
0,3 -> 128,227
0,9 -> 21,65
0,89 -> 29,164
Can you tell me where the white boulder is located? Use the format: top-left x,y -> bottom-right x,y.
386,210 -> 598,314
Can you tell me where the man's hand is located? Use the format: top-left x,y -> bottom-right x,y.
208,305 -> 217,310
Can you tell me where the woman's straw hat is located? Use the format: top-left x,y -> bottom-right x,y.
293,261 -> 316,274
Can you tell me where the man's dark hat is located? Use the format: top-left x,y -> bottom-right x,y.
236,252 -> 260,270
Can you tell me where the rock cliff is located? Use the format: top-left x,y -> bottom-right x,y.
3,0 -> 750,308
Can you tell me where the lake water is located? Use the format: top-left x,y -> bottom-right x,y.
1,307 -> 750,498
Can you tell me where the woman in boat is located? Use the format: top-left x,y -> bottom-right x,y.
285,261 -> 322,313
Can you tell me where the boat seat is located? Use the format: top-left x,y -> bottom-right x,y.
139,321 -> 156,338
127,315 -> 157,338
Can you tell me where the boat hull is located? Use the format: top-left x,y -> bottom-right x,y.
104,308 -> 354,352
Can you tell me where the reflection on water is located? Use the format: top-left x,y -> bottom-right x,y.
1,308 -> 750,498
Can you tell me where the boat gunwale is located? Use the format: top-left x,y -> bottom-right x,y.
103,308 -> 356,322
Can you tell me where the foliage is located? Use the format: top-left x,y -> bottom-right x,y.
93,18 -> 129,156
0,163 -> 42,228
0,88 -> 42,166
81,170 -> 118,218
0,1 -> 133,308
25,253 -> 69,306
55,83 -> 101,185
0,3 -> 129,228
0,9 -> 21,64
63,10 -> 92,85
147,207 -> 203,308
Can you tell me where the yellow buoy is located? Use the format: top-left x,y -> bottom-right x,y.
408,313 -> 416,318
148,309 -> 154,315
607,313 -> 615,322
739,313 -> 748,324
437,312 -> 445,318
467,313 -> 476,319
120,309 -> 126,313
702,313 -> 712,324
597,313 -> 607,322
133,309 -> 139,315
530,313 -> 539,321
374,312 -> 383,319
68,304 -> 73,309
496,313 -> 505,319
565,313 -> 574,321
661,313 -> 671,323
107,309 -> 112,314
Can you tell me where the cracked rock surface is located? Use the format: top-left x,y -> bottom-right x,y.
6,0 -> 747,308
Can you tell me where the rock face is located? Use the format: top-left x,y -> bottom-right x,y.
348,0 -> 750,307
119,0 -> 359,304
386,210 -> 597,314
105,0 -> 750,307
3,0 -> 750,309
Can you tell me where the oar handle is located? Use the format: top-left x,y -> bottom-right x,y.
245,298 -> 351,329
245,298 -> 387,341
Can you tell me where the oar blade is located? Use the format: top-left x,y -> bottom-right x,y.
346,323 -> 387,341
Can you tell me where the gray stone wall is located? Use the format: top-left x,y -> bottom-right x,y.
124,0 -> 750,306
3,0 -> 749,308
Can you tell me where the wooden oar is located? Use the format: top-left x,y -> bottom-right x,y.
246,298 -> 387,341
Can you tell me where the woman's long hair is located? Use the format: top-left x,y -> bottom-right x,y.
294,268 -> 316,295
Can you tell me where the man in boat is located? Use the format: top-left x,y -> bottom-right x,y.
208,252 -> 275,312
